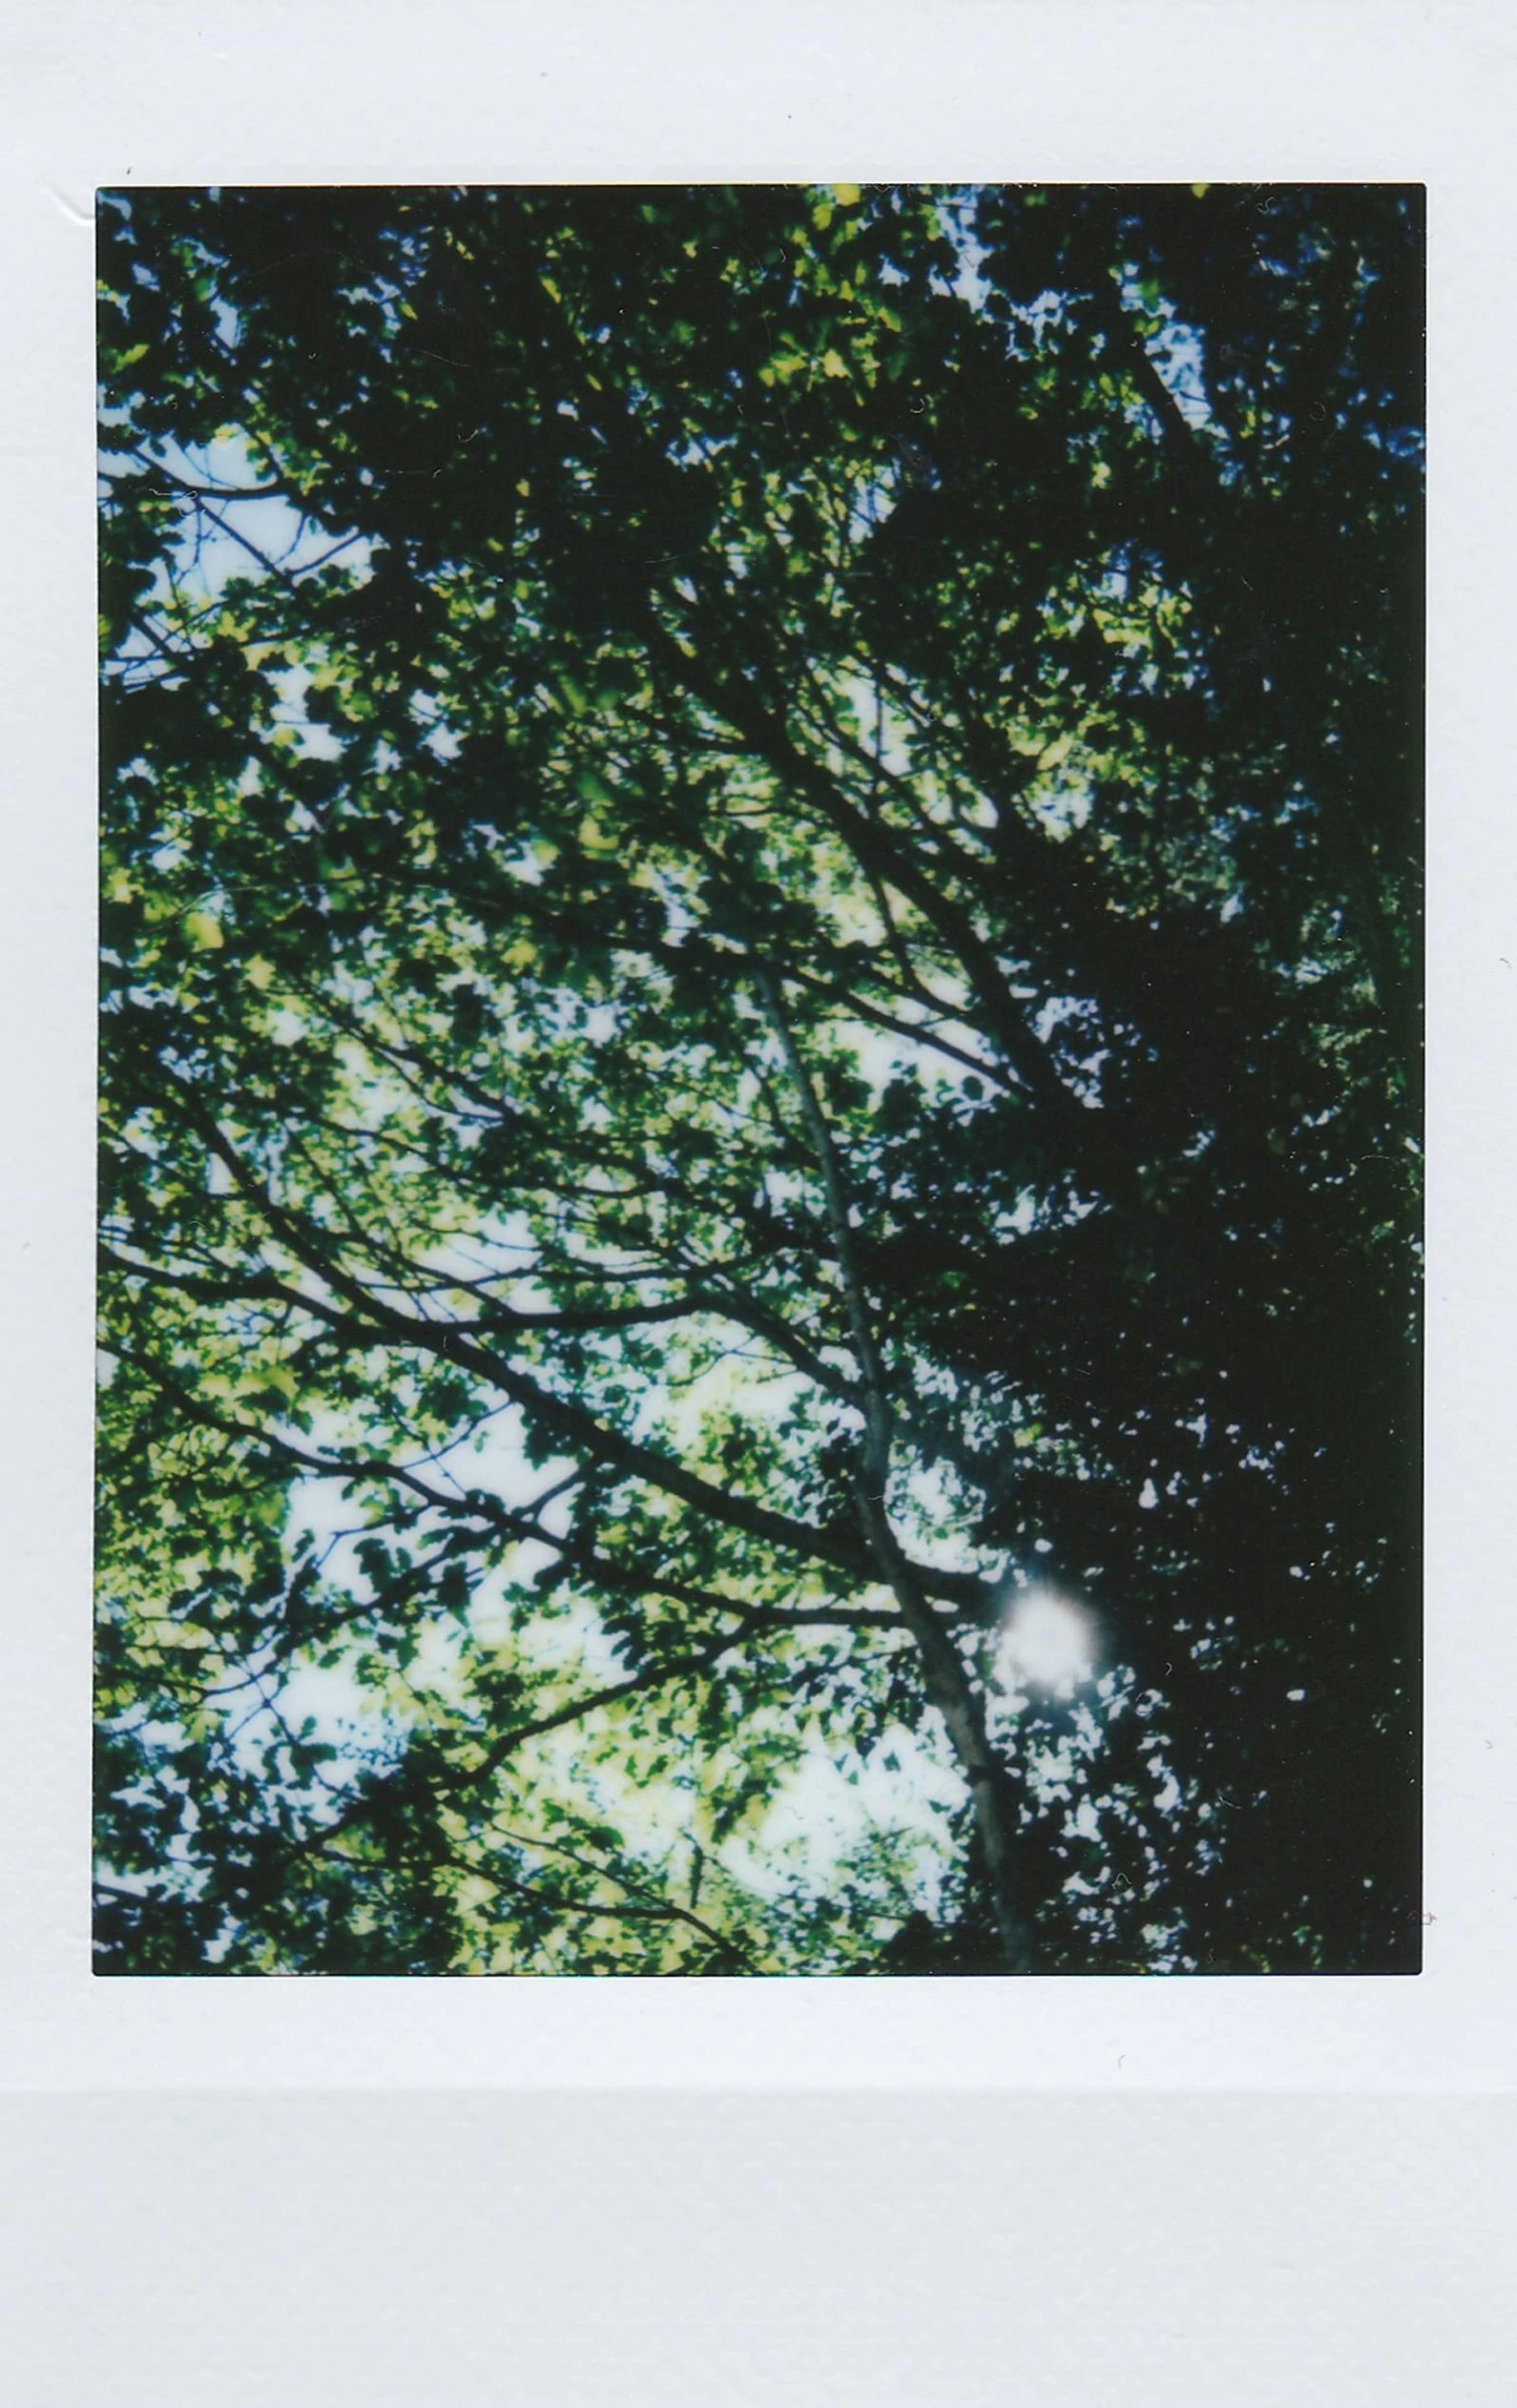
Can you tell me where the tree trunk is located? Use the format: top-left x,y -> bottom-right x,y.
756,965 -> 1035,1973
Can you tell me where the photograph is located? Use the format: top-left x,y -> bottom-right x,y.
95,180 -> 1423,1979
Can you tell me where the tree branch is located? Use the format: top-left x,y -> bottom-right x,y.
754,964 -> 1035,1972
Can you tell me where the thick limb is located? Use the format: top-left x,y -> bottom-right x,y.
754,963 -> 1034,1973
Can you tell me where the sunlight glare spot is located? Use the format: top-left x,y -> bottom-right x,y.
996,1588 -> 1097,1697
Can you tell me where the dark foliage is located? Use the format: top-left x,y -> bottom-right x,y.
96,184 -> 1421,1974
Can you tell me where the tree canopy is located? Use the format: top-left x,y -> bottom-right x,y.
96,183 -> 1422,1975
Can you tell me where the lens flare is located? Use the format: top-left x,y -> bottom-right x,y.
995,1587 -> 1096,1696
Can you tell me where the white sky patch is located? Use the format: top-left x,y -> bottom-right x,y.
840,671 -> 915,778
844,1021 -> 919,1100
894,1455 -> 982,1575
428,1406 -> 578,1517
939,193 -> 992,314
731,1720 -> 964,1908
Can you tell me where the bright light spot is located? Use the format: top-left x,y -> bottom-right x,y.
996,1588 -> 1097,1697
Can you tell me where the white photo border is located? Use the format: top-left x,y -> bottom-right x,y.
2,0 -> 1513,2097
